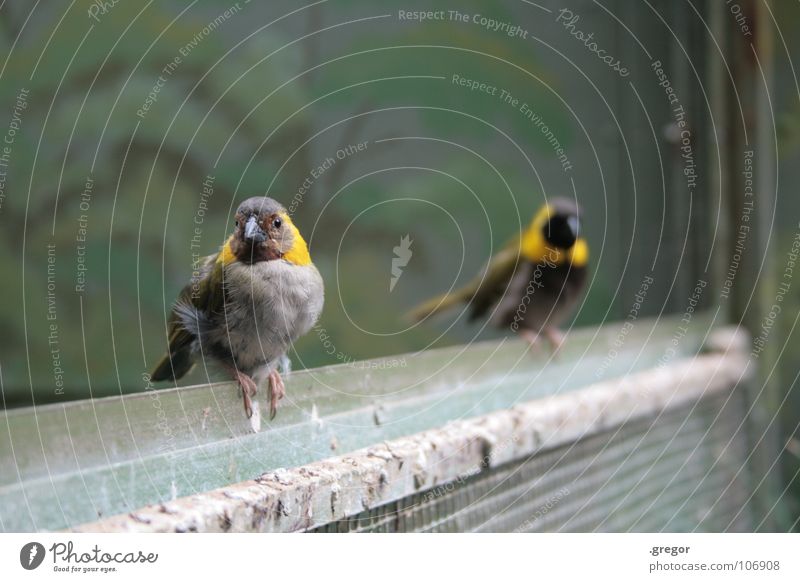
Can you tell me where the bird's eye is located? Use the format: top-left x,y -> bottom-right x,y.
273,217 -> 282,229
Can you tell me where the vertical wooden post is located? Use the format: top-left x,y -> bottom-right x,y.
724,0 -> 784,531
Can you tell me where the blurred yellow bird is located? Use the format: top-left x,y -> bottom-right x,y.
409,197 -> 588,350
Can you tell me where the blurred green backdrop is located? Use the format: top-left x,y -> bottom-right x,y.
0,0 -> 796,431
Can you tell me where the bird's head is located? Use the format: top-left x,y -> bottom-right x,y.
226,197 -> 311,266
520,197 -> 588,266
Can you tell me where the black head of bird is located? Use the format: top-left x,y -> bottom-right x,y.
518,197 -> 587,266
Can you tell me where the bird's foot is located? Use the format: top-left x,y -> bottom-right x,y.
520,330 -> 539,350
519,328 -> 565,356
232,369 -> 258,418
268,368 -> 286,420
544,327 -> 565,353
520,330 -> 547,355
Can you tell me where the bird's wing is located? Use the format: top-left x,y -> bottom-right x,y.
466,239 -> 522,321
408,237 -> 521,322
150,250 -> 226,381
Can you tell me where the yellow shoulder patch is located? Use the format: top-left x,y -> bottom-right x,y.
216,236 -> 236,266
519,204 -> 552,262
568,238 -> 589,267
281,213 -> 312,266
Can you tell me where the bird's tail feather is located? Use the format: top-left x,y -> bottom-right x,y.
407,288 -> 471,322
150,348 -> 194,382
150,301 -> 208,382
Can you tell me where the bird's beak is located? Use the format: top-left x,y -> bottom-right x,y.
244,216 -> 267,243
567,215 -> 580,239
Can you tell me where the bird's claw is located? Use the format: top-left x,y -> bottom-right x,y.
268,369 -> 286,420
520,327 -> 565,356
544,327 -> 565,353
232,369 -> 258,419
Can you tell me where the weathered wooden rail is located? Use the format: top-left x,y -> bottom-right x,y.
0,313 -> 755,532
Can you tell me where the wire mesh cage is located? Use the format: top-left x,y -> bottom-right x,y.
309,391 -> 752,533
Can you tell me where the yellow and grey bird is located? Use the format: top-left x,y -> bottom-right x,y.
150,196 -> 324,420
409,197 -> 588,350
